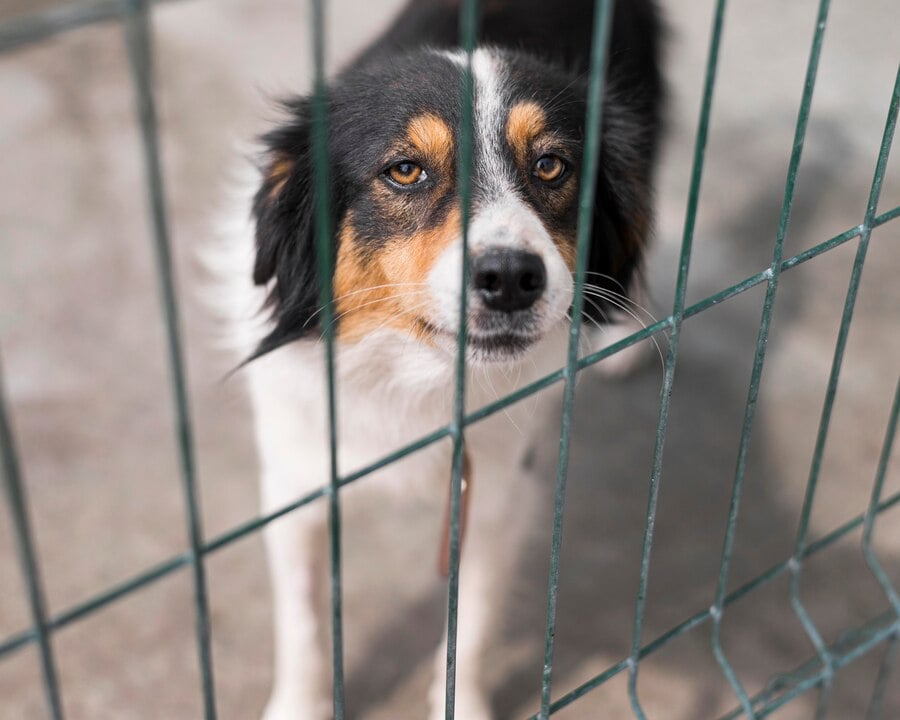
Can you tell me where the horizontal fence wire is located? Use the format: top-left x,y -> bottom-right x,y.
0,0 -> 182,53
718,609 -> 899,720
120,0 -> 217,717
866,632 -> 899,720
1,0 -> 899,718
524,486 -> 900,720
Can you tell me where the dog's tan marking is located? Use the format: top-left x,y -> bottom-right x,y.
333,219 -> 395,342
406,113 -> 454,171
549,230 -> 577,272
266,155 -> 294,202
380,205 -> 461,289
334,207 -> 461,343
506,101 -> 547,166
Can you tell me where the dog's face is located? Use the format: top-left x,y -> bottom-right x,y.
251,48 -> 653,364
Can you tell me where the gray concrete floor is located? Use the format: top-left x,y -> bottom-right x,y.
1,1 -> 899,718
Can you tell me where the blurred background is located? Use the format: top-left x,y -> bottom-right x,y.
1,0 -> 898,718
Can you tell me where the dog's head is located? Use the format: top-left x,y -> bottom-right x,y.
251,47 -> 655,364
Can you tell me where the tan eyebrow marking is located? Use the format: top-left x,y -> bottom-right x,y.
405,113 -> 454,170
506,101 -> 547,166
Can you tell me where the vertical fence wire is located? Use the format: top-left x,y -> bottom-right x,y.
844,73 -> 900,720
537,1 -> 614,717
0,359 -> 64,720
306,0 -> 345,715
444,2 -> 478,717
708,1 -> 832,716
121,2 -> 216,717
792,58 -> 899,619
863,378 -> 900,615
858,71 -> 900,620
623,2 -> 727,717
787,24 -> 896,720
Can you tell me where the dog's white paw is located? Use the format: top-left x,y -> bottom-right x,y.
583,318 -> 652,379
261,692 -> 330,720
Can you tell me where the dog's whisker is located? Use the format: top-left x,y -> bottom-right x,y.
543,68 -> 590,110
325,291 -> 429,328
566,311 -> 596,388
581,282 -> 659,324
334,281 -> 428,301
581,270 -> 629,295
578,295 -> 611,325
481,365 -> 526,438
314,297 -> 433,348
581,291 -> 665,372
303,283 -> 429,329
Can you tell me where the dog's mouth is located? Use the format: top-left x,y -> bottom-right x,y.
417,317 -> 542,363
467,331 -> 538,361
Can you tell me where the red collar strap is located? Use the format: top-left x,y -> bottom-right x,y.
438,447 -> 472,578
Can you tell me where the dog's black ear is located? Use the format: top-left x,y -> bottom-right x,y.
250,97 -> 332,360
584,91 -> 658,323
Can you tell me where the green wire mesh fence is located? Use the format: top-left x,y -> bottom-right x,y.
1,1 -> 898,719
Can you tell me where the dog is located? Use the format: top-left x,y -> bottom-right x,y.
215,1 -> 662,717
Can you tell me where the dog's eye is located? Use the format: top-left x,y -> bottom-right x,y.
386,161 -> 426,186
532,154 -> 567,184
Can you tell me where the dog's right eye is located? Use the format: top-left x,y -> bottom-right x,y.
385,161 -> 427,187
532,154 -> 567,184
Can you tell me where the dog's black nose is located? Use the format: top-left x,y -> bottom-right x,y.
470,249 -> 546,312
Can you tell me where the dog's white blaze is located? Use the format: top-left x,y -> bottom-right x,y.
472,49 -> 515,198
433,48 -> 515,197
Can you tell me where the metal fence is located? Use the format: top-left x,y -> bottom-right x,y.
1,0 -> 898,719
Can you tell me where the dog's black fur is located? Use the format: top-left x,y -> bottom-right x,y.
250,0 -> 663,359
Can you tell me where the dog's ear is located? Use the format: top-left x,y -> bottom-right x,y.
585,91 -> 658,323
250,97 -> 335,360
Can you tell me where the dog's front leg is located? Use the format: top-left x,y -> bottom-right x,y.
260,470 -> 330,720
427,441 -> 541,720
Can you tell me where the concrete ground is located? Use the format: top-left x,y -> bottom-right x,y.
1,0 -> 898,718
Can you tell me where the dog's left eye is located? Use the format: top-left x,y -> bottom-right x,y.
385,161 -> 427,187
532,154 -> 567,184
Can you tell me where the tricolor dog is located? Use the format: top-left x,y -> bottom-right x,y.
216,1 -> 662,717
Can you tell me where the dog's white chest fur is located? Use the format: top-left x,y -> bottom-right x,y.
246,321 -> 569,504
